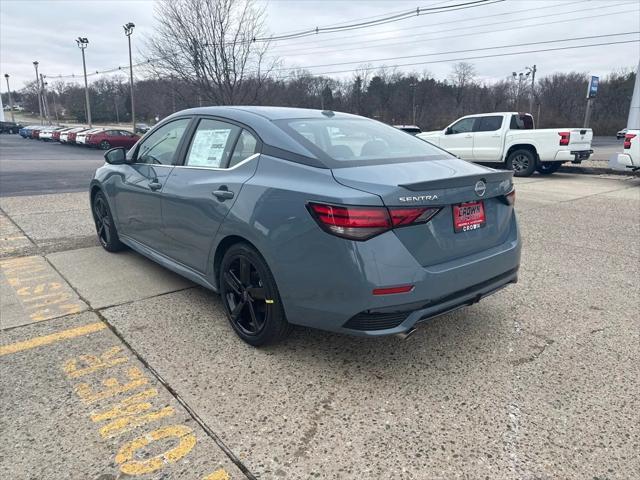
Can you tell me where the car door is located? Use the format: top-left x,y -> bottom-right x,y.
472,115 -> 504,162
113,117 -> 192,251
439,117 -> 476,159
161,117 -> 261,273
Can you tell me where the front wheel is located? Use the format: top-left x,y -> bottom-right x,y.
506,149 -> 537,177
99,140 -> 111,150
219,243 -> 292,346
92,191 -> 125,252
536,161 -> 562,175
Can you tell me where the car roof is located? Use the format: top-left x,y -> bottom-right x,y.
158,106 -> 367,164
175,106 -> 361,121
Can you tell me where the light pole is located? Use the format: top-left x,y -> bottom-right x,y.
33,61 -> 44,125
513,66 -> 537,117
123,22 -> 135,133
4,74 -> 15,123
526,65 -> 536,116
76,37 -> 92,127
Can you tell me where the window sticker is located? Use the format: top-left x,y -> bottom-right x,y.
188,129 -> 232,167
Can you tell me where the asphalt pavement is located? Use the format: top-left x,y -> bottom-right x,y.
0,134 -> 104,197
1,134 -> 639,480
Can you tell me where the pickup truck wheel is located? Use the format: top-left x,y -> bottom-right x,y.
536,161 -> 562,175
506,149 -> 536,177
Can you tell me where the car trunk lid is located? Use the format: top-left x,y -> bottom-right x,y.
331,158 -> 515,266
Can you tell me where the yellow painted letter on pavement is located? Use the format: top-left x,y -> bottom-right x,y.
63,346 -> 128,379
116,424 -> 197,475
91,388 -> 175,438
76,366 -> 148,404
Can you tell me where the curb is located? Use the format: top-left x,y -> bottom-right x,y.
558,164 -> 640,177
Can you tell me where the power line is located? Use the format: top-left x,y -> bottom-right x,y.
270,0 -> 590,50
43,0 -> 502,79
259,0 -> 503,41
290,40 -> 639,78
272,0 -> 454,36
270,32 -> 640,72
271,1 -> 635,57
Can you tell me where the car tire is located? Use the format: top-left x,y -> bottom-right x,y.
506,149 -> 537,177
91,191 -> 125,252
99,140 -> 111,150
536,161 -> 562,175
219,243 -> 292,346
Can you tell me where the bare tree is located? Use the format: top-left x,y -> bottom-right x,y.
146,0 -> 277,105
449,62 -> 476,114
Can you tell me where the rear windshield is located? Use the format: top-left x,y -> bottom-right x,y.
510,114 -> 534,130
275,117 -> 449,168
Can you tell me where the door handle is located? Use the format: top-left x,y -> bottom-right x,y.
464,134 -> 473,138
148,180 -> 162,191
212,186 -> 234,201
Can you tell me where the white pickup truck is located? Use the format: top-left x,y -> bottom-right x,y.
417,112 -> 593,177
609,130 -> 640,172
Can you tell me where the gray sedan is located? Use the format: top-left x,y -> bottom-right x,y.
90,107 -> 521,346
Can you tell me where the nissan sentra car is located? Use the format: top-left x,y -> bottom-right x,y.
90,107 -> 521,346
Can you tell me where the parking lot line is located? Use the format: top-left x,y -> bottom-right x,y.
0,321 -> 106,356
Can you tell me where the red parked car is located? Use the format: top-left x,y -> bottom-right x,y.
86,129 -> 140,150
31,128 -> 41,139
67,128 -> 89,144
52,127 -> 73,142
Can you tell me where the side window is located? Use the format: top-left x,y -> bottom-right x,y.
510,115 -> 534,130
228,130 -> 259,168
476,116 -> 503,132
449,117 -> 476,134
119,130 -> 133,137
185,119 -> 240,168
136,118 -> 190,165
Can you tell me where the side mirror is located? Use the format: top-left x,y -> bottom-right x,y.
445,127 -> 453,135
104,147 -> 127,165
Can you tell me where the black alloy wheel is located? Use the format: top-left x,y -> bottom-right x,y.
100,140 -> 111,150
220,244 -> 292,346
92,192 -> 124,252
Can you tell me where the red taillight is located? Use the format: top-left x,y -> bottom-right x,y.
624,133 -> 636,149
373,285 -> 414,295
307,203 -> 439,240
558,131 -> 570,146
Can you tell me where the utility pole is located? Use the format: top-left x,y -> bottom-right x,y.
33,61 -> 43,125
410,82 -> 417,125
40,74 -> 51,124
49,85 -> 60,123
124,22 -> 136,133
76,37 -> 92,127
4,74 -> 15,123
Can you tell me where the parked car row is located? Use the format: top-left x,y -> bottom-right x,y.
18,125 -> 140,149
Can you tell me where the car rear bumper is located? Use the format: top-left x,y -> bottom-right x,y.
554,149 -> 592,162
279,214 -> 521,336
608,153 -> 637,171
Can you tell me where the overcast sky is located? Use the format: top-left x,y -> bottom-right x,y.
1,0 -> 639,92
